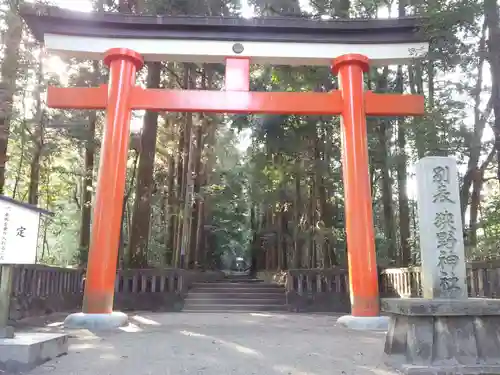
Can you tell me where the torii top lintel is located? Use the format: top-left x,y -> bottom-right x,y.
21,5 -> 428,66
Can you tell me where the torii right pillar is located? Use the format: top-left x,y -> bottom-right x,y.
334,54 -> 401,330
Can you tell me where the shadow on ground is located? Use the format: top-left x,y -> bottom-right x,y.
19,312 -> 395,375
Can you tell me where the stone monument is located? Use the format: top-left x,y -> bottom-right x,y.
415,156 -> 467,300
382,156 -> 500,375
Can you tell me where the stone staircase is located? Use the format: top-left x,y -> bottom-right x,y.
183,276 -> 287,312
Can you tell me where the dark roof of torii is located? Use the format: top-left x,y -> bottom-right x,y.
20,5 -> 427,45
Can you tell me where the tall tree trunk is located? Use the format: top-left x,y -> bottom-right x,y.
200,102 -> 217,267
293,164 -> 302,268
174,64 -> 195,267
379,120 -> 396,263
469,175 -> 482,248
165,144 -> 176,264
409,63 -> 427,158
78,60 -> 100,265
79,114 -> 96,263
188,119 -> 203,266
374,68 -> 396,263
121,150 -> 139,267
460,20 -> 490,225
79,0 -> 105,265
485,1 -> 500,182
314,127 -> 329,268
396,74 -> 411,266
12,118 -> 27,199
128,62 -> 162,267
277,201 -> 284,270
28,54 -> 45,206
189,68 -> 212,266
179,112 -> 194,268
394,0 -> 411,266
275,154 -> 285,270
308,176 -> 316,268
194,199 -> 205,267
0,8 -> 22,193
173,117 -> 184,265
469,149 -> 495,247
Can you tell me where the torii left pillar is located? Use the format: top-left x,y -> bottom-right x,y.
64,48 -> 143,329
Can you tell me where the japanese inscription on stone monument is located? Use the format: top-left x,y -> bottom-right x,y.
416,157 -> 467,299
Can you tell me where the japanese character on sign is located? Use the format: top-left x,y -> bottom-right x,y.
16,226 -> 26,238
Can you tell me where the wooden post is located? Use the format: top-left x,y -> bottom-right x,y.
0,265 -> 14,338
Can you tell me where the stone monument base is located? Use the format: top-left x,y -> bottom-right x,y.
0,332 -> 69,373
64,311 -> 129,330
382,298 -> 500,375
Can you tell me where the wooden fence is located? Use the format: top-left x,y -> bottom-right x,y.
286,261 -> 500,312
5,265 -> 224,320
286,268 -> 351,312
380,260 -> 500,299
7,264 -> 84,320
6,261 -> 500,319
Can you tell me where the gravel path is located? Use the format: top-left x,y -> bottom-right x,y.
26,312 -> 398,375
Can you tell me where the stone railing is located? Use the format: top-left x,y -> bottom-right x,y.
285,268 -> 351,312
6,265 -> 224,320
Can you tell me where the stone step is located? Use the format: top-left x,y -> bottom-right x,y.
192,282 -> 283,289
182,309 -> 287,313
184,298 -> 286,305
198,279 -> 270,285
189,287 -> 285,295
187,292 -> 285,299
220,278 -> 264,283
182,304 -> 288,312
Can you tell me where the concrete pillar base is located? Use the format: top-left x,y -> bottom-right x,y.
64,312 -> 128,330
336,315 -> 389,331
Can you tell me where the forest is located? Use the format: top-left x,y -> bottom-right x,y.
0,0 -> 497,271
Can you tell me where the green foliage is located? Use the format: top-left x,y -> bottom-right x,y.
0,0 -> 498,271
207,128 -> 252,262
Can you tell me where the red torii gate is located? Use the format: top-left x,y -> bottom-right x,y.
21,5 -> 426,329
48,48 -> 423,321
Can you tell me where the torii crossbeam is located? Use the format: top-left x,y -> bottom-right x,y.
22,5 -> 427,330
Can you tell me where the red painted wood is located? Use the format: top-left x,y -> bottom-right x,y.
47,86 -> 423,116
225,57 -> 250,91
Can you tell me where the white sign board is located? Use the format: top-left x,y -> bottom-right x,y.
0,200 -> 40,264
415,156 -> 467,299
